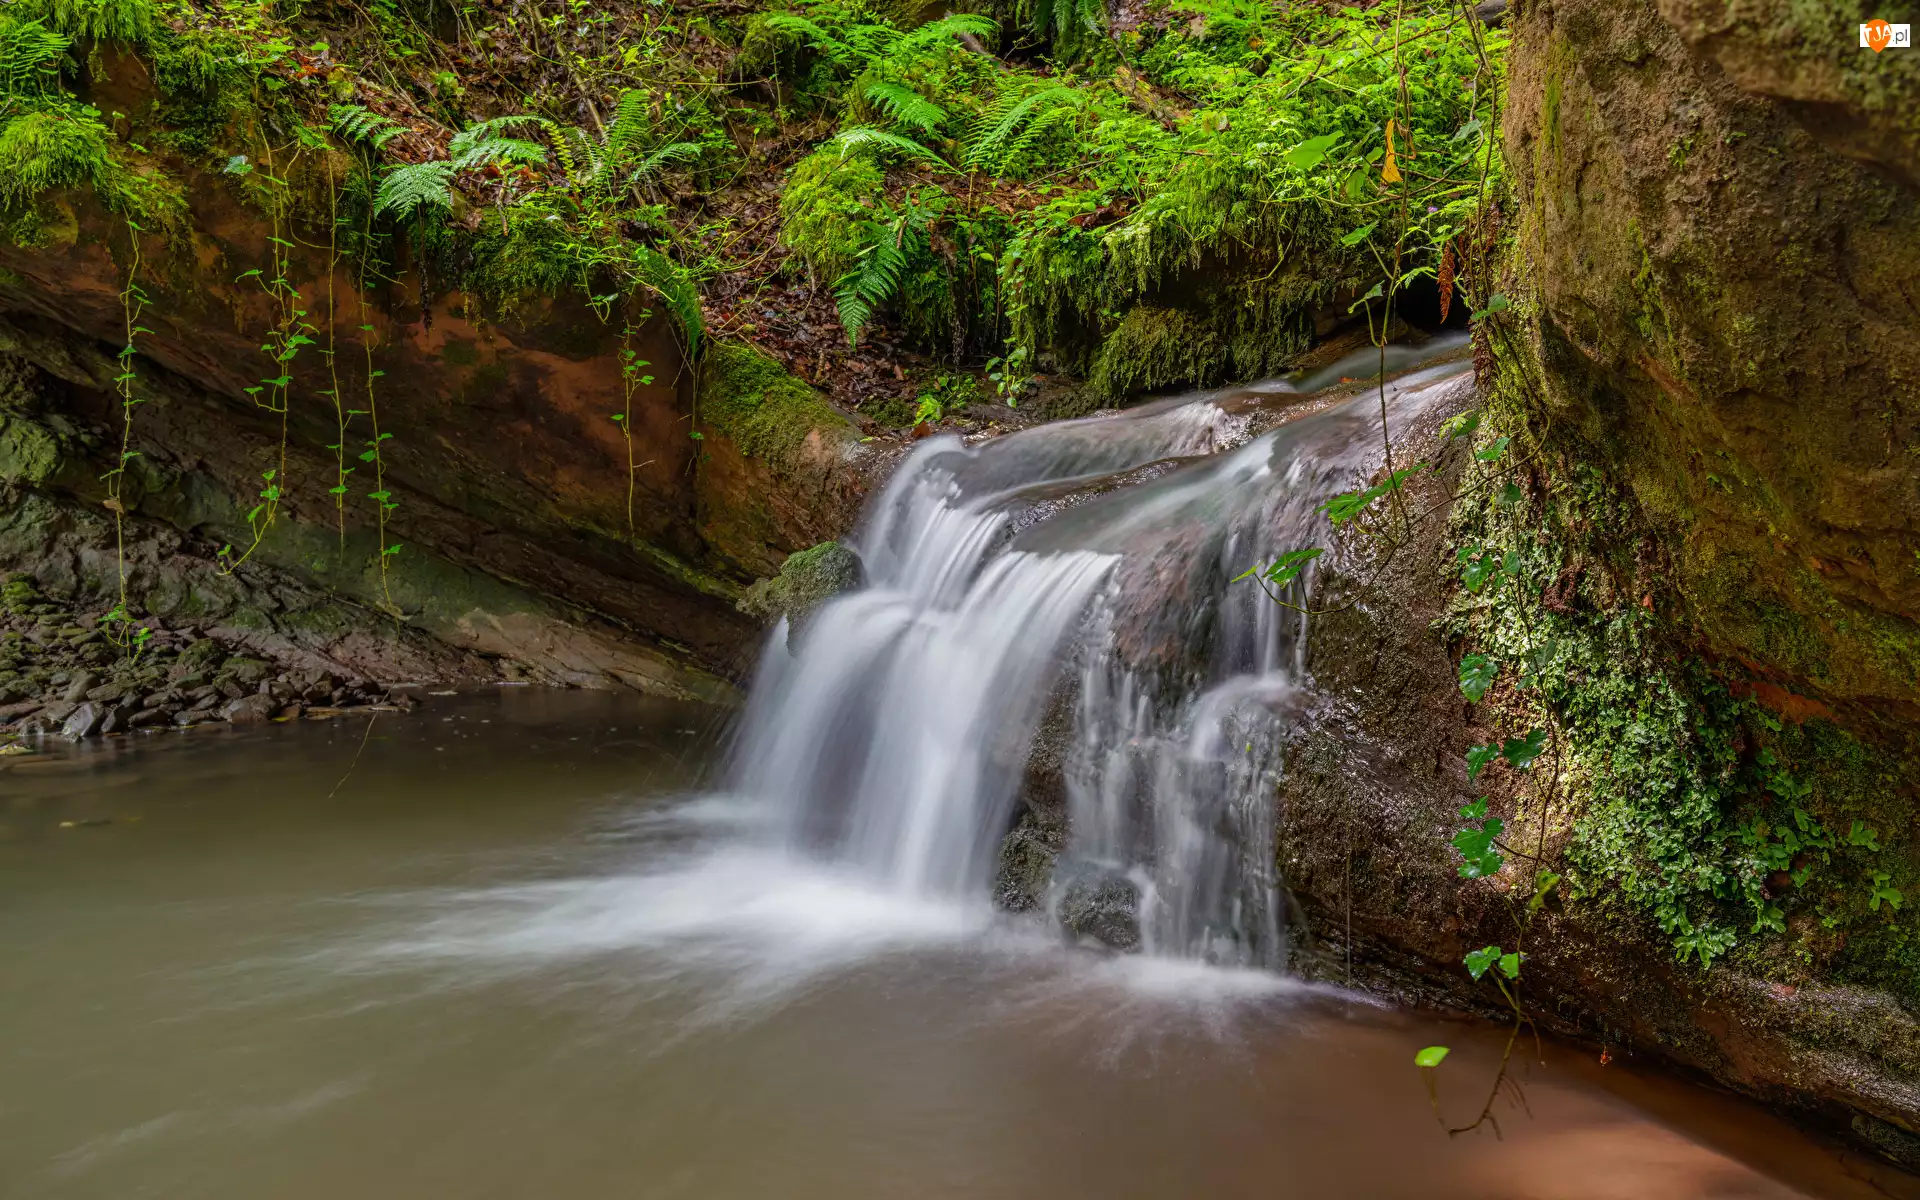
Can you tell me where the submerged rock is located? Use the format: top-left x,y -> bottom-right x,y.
1050,863 -> 1142,953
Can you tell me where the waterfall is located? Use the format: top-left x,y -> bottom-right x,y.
728,344 -> 1471,970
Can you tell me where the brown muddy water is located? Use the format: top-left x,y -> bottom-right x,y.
0,688 -> 1910,1199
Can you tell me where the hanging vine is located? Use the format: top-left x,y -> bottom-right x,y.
99,216 -> 152,661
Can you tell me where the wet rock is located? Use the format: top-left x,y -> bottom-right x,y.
222,694 -> 277,724
128,708 -> 167,728
0,699 -> 42,721
60,701 -> 104,740
737,541 -> 866,649
1051,863 -> 1142,952
173,707 -> 212,727
60,670 -> 96,703
98,702 -> 140,735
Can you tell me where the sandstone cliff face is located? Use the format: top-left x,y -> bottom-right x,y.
0,124 -> 868,695
1503,0 -> 1918,723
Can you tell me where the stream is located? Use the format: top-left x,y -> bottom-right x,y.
1,347 -> 1909,1198
0,688 -> 1899,1198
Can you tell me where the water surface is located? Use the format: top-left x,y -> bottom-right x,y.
0,690 -> 1905,1199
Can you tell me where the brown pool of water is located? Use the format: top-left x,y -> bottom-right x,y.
0,688 -> 1910,1199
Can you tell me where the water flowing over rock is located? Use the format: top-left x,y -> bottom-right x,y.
727,347 -> 1472,967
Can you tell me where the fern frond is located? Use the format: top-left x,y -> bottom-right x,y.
832,211 -> 927,345
631,244 -> 704,353
896,12 -> 998,51
963,86 -> 1079,172
861,80 -> 947,136
556,125 -> 603,189
0,19 -> 71,102
632,141 -> 702,180
372,160 -> 455,220
755,13 -> 859,64
450,136 -> 546,172
447,113 -> 554,161
826,126 -> 952,170
329,103 -> 407,151
605,89 -> 654,167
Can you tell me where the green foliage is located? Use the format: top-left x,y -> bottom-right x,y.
1452,797 -> 1504,880
6,0 -> 154,44
834,206 -> 925,345
372,159 -> 454,220
863,79 -> 947,136
0,18 -> 71,101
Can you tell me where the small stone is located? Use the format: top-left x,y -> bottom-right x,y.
129,708 -> 167,728
276,703 -> 304,721
174,708 -> 211,727
42,700 -> 76,723
61,671 -> 97,703
222,693 -> 277,724
60,702 -> 105,741
98,703 -> 140,736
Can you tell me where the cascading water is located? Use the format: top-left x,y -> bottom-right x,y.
728,339 -> 1472,970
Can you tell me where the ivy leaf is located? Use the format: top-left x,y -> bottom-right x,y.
1415,1046 -> 1451,1068
1498,952 -> 1522,979
1233,546 -> 1325,588
1458,654 -> 1498,701
1470,294 -> 1511,321
1284,132 -> 1342,170
223,154 -> 253,175
1347,281 -> 1384,313
1473,436 -> 1512,462
1464,945 -> 1503,980
1451,118 -> 1483,143
1459,795 -> 1488,820
1452,816 -> 1505,879
1465,744 -> 1500,780
1458,546 -> 1503,593
1440,411 -> 1481,440
1496,481 -> 1523,508
1339,222 -> 1377,247
1500,728 -> 1548,771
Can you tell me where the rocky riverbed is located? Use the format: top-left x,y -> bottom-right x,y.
0,574 -> 414,744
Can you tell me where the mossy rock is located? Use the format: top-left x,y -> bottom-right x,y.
698,342 -> 854,465
736,540 -> 864,647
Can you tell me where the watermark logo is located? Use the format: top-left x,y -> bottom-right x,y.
1861,19 -> 1912,51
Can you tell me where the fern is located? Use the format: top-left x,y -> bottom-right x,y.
0,19 -> 71,103
329,103 -> 407,151
895,12 -> 998,51
604,89 -> 654,168
631,244 -> 704,352
833,210 -> 927,345
373,160 -> 455,220
753,13 -> 860,66
827,126 -> 951,170
964,86 -> 1080,172
448,114 -> 554,158
632,141 -> 701,181
1028,0 -> 1105,49
862,80 -> 947,136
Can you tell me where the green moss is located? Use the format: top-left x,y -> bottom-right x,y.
779,152 -> 885,285
0,412 -> 62,484
698,341 -> 853,463
1087,306 -> 1227,401
9,0 -> 154,42
1446,426 -> 1920,981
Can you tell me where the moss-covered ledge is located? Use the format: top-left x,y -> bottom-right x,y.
695,342 -> 870,578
